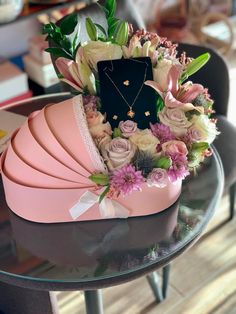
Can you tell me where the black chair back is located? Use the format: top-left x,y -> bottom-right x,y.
177,43 -> 230,116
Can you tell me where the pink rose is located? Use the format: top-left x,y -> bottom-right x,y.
86,111 -> 104,127
119,120 -> 138,137
147,168 -> 169,188
187,126 -> 203,142
101,137 -> 137,171
159,107 -> 192,136
162,140 -> 188,156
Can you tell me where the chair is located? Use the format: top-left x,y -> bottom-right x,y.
0,281 -> 58,314
177,43 -> 236,220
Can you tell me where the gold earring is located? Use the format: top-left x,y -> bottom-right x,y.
123,80 -> 130,86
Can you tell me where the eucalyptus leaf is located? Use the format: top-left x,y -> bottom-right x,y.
60,12 -> 78,35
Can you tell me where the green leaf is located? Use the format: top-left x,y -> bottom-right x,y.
99,185 -> 110,203
97,3 -> 110,18
89,173 -> 110,186
156,96 -> 164,112
107,17 -> 120,37
60,12 -> 78,35
191,142 -> 209,153
113,128 -> 122,138
57,73 -> 64,79
95,79 -> 101,96
72,32 -> 79,53
113,21 -> 129,45
106,0 -> 117,17
95,23 -> 107,37
155,156 -> 172,169
45,47 -> 73,59
60,37 -> 72,51
86,17 -> 98,41
42,23 -> 54,35
182,53 -> 211,81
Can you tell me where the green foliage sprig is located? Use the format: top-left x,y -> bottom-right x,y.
180,53 -> 211,82
85,0 -> 129,45
43,12 -> 80,60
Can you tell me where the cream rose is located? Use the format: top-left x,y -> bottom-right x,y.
153,59 -> 173,91
162,140 -> 188,156
89,122 -> 112,139
191,115 -> 219,144
86,111 -> 104,127
130,129 -> 159,155
101,137 -> 137,171
159,107 -> 192,137
81,41 -> 123,71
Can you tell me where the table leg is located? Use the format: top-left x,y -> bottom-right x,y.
84,289 -> 103,314
162,264 -> 171,299
147,272 -> 163,303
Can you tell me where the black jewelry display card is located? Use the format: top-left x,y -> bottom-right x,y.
97,57 -> 158,129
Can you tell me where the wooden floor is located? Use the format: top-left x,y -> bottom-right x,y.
56,195 -> 236,314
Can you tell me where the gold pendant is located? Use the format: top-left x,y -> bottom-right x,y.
127,110 -> 135,118
145,111 -> 150,116
113,115 -> 118,120
123,80 -> 130,86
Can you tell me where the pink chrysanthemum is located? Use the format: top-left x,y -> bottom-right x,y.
167,153 -> 190,182
111,164 -> 145,196
150,123 -> 176,144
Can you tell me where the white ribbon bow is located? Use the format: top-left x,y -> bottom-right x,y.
69,191 -> 129,220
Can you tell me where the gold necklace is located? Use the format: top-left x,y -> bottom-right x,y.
103,59 -> 148,118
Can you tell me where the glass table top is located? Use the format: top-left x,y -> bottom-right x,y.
0,95 -> 224,289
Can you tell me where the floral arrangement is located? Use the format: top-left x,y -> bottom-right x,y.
44,0 -> 218,202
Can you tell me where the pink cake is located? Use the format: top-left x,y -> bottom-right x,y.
1,95 -> 181,223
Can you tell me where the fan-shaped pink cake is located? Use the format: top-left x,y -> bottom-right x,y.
1,95 -> 181,223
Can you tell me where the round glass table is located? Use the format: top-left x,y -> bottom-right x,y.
0,94 -> 224,314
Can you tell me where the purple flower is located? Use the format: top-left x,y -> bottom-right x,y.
167,153 -> 189,182
111,164 -> 145,196
119,120 -> 138,138
83,95 -> 99,112
150,123 -> 175,144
